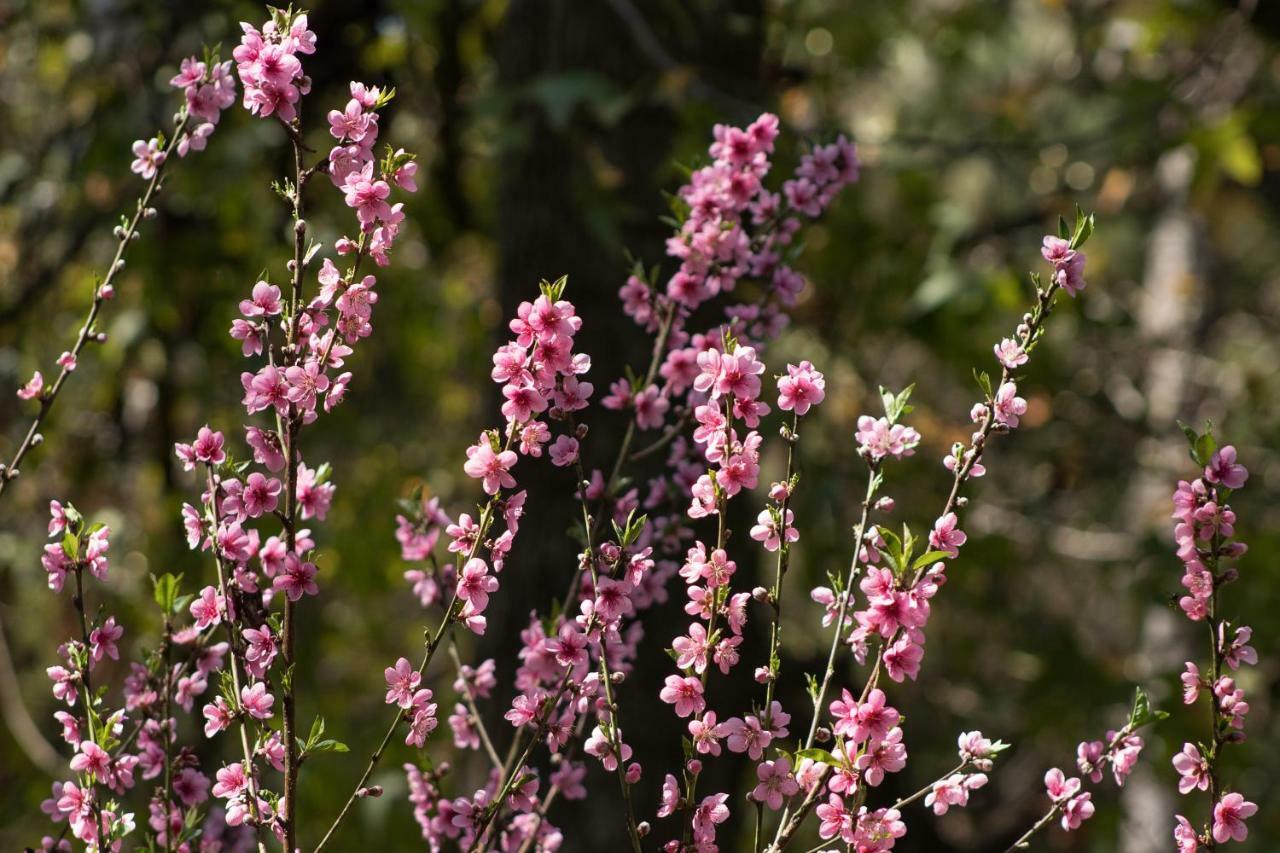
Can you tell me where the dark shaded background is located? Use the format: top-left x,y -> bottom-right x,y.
1,0 -> 1277,850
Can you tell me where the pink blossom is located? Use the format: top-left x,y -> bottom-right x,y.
385,657 -> 422,709
88,616 -> 123,663
463,436 -> 518,495
992,381 -> 1027,428
994,337 -> 1028,369
203,696 -> 233,738
240,681 -> 274,719
456,558 -> 498,613
928,512 -> 967,558
1204,446 -> 1248,490
1172,743 -> 1210,794
189,585 -> 223,630
777,360 -> 825,414
69,741 -> 111,779
817,793 -> 852,841
544,435 -> 576,468
750,507 -> 798,552
855,415 -> 921,461
1061,793 -> 1095,830
17,370 -> 43,400
1174,815 -> 1199,851
130,137 -> 167,179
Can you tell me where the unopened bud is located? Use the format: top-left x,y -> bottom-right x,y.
575,422 -> 589,439
31,434 -> 43,447
636,822 -> 651,838
356,785 -> 383,798
610,670 -> 626,685
955,496 -> 969,509
113,226 -> 126,239
815,726 -> 832,743
874,496 -> 895,512
95,332 -> 108,344
112,259 -> 125,273
143,207 -> 158,219
295,218 -> 307,235
751,586 -> 770,603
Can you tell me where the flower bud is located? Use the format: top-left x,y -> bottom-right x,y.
636,822 -> 651,838
875,496 -> 895,512
815,726 -> 832,743
356,785 -> 383,798
686,759 -> 702,775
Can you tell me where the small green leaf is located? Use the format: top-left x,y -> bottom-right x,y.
793,747 -> 837,765
910,550 -> 951,571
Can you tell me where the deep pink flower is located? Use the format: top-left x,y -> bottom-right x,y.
1204,446 -> 1248,490
928,512 -> 967,559
660,674 -> 705,718
463,437 -> 518,495
240,681 -> 274,720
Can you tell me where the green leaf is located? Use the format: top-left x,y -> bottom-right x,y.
1194,433 -> 1217,469
973,369 -> 992,400
910,550 -> 951,571
1128,686 -> 1169,729
793,747 -> 837,765
151,573 -> 182,614
309,738 -> 349,754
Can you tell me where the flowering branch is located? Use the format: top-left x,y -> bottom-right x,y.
1168,429 -> 1257,851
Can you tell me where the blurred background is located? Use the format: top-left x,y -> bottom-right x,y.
1,0 -> 1277,850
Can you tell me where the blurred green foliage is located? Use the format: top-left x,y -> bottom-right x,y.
1,0 -> 1277,850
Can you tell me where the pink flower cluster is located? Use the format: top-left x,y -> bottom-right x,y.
1168,440 -> 1258,850
233,9 -> 315,121
167,54 -> 237,158
1040,235 -> 1087,297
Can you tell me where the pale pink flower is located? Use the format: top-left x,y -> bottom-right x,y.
1212,793 -> 1256,844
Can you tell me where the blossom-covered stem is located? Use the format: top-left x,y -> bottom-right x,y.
915,277 -> 1063,590
762,411 -> 800,714
0,117 -> 188,507
468,668 -> 577,852
890,760 -> 968,811
570,449 -> 644,853
769,257 -> 1079,851
280,124 -> 309,853
447,642 -> 503,770
315,477 -> 508,853
606,299 -> 678,493
161,620 -> 174,853
802,465 -> 880,749
205,468 -> 268,842
679,471 -> 732,847
71,566 -> 97,745
1002,725 -> 1133,852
